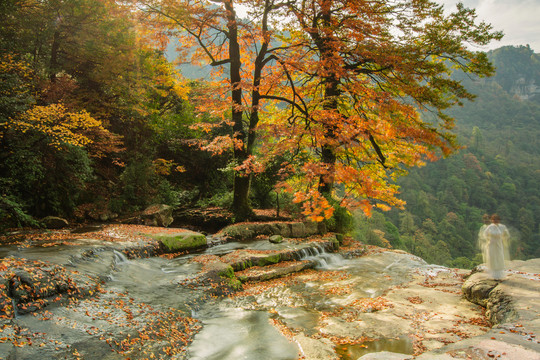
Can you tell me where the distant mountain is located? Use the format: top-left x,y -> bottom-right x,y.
487,45 -> 540,102
376,46 -> 540,266
165,38 -> 214,79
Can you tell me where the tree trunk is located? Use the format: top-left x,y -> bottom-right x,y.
225,0 -> 252,221
318,76 -> 340,199
314,3 -> 340,200
232,174 -> 252,221
49,29 -> 60,82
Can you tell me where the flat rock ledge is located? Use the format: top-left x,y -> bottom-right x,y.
236,260 -> 316,282
1,258 -> 99,317
217,221 -> 327,241
411,258 -> 540,360
186,239 -> 339,292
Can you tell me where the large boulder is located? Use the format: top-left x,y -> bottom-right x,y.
416,259 -> 540,359
172,208 -> 234,232
147,231 -> 207,253
462,276 -> 499,307
219,221 -> 325,241
141,204 -> 173,227
41,216 -> 69,229
290,222 -> 306,237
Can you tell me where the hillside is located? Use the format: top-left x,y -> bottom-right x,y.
364,46 -> 540,267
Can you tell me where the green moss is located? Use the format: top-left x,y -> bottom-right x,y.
240,260 -> 253,270
269,235 -> 283,243
221,224 -> 256,240
214,264 -> 242,290
227,277 -> 243,290
147,232 -> 207,252
217,264 -> 235,279
256,253 -> 281,266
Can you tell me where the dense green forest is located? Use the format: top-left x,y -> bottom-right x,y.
357,46 -> 540,267
0,0 -> 219,226
2,0 -> 535,268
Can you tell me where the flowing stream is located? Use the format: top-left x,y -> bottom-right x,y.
0,233 -> 438,359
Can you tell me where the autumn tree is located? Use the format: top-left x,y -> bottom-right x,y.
0,90 -> 103,218
263,0 -> 502,221
138,0 -> 288,220
0,0 -> 190,223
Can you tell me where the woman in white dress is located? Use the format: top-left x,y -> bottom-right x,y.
478,214 -> 491,264
483,214 -> 510,280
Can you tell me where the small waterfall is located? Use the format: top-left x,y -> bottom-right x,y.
299,245 -> 345,269
112,250 -> 128,265
106,250 -> 128,281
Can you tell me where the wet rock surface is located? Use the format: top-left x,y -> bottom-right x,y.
412,259 -> 540,359
2,259 -> 97,316
0,225 -> 538,359
226,248 -> 492,360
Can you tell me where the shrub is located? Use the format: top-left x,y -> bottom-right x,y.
196,191 -> 234,208
0,192 -> 38,231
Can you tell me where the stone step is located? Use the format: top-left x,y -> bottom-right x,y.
222,239 -> 338,272
236,260 -> 316,283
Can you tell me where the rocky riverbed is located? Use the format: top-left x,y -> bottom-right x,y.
0,224 -> 538,359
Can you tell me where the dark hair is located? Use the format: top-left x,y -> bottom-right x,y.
491,214 -> 501,223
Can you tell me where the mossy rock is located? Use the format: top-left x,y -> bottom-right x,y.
202,261 -> 235,279
290,223 -> 306,237
141,204 -> 174,227
220,221 -> 327,241
217,264 -> 235,279
256,253 -> 282,266
317,222 -> 328,235
269,235 -> 283,244
147,231 -> 207,253
275,223 -> 292,237
237,260 -> 253,270
303,222 -> 319,235
42,216 -> 69,229
208,262 -> 241,291
322,236 -> 341,251
221,224 -> 256,240
226,277 -> 243,291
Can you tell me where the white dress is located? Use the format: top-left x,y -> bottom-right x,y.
478,224 -> 489,262
483,223 -> 509,279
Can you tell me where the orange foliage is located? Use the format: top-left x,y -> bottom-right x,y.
137,0 -> 501,219
255,0 -> 501,217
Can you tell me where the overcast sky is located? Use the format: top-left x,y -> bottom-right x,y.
237,1 -> 538,52
439,0 -> 540,52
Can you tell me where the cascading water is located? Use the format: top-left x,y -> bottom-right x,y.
112,250 -> 128,265
298,244 -> 346,269
2,231 -> 481,360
